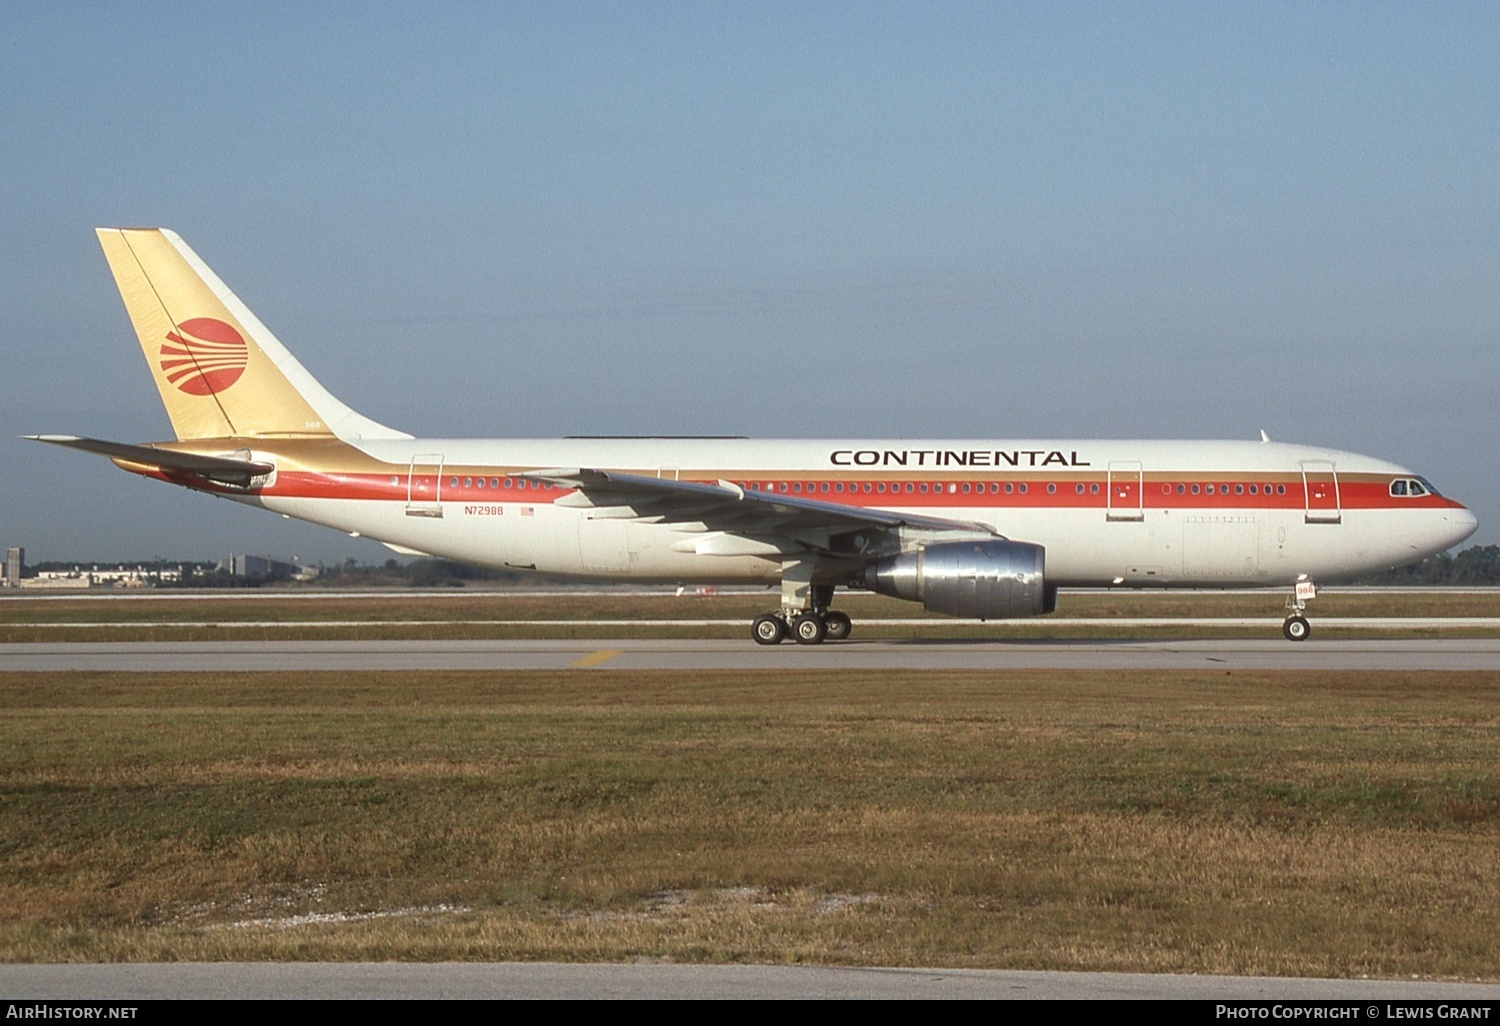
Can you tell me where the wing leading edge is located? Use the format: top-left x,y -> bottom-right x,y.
523,466 -> 1000,557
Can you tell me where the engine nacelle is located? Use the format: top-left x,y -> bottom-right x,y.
858,539 -> 1051,619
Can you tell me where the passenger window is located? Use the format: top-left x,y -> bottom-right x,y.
1046,483 -> 1056,494
1235,484 -> 1243,495
1176,484 -> 1185,495
919,483 -> 928,493
1019,483 -> 1028,494
1205,484 -> 1215,495
1075,483 -> 1084,494
1191,484 -> 1200,495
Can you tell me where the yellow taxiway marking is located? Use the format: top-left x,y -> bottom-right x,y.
569,648 -> 623,668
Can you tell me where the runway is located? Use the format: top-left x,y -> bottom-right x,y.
3,962 -> 1499,1000
8,960 -> 1500,1002
5,637 -> 1499,671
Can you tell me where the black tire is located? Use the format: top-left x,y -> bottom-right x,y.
1282,615 -> 1311,642
752,614 -> 787,645
791,613 -> 827,645
823,611 -> 852,641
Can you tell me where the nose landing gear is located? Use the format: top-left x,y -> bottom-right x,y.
1282,578 -> 1316,641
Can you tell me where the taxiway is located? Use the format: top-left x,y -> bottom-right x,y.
4,637 -> 1498,672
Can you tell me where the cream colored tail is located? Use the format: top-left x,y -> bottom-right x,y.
96,228 -> 409,442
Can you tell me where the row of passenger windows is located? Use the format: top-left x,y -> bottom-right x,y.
737,480 -> 1291,497
744,480 -> 1024,495
1169,482 -> 1288,496
448,477 -> 553,490
404,474 -> 1438,502
429,476 -> 1297,497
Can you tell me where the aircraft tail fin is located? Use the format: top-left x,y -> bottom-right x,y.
95,228 -> 410,442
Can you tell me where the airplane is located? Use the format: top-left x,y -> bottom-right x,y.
31,228 -> 1478,643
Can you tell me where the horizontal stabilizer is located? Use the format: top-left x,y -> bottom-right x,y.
26,434 -> 274,487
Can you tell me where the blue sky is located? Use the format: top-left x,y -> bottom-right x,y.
4,2 -> 1496,562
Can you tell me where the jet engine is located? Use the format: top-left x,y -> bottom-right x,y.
857,539 -> 1052,619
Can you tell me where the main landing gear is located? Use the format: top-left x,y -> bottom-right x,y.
751,608 -> 853,646
1282,578 -> 1316,642
751,578 -> 853,645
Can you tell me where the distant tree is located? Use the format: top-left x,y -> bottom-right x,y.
1348,545 -> 1500,585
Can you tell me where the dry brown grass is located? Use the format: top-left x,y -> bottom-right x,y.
1,668 -> 1496,976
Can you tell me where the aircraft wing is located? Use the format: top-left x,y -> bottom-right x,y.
27,435 -> 274,488
522,467 -> 999,556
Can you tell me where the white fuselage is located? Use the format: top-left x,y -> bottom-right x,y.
232,436 -> 1477,589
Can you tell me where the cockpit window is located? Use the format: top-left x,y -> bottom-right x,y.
1390,477 -> 1437,498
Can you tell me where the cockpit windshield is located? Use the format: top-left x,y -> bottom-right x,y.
1390,476 -> 1442,498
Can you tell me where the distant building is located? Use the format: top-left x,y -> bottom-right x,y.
222,554 -> 318,581
30,564 -> 183,588
4,547 -> 22,587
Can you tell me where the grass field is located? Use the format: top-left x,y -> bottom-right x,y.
2,668 -> 1496,978
2,588 -> 1498,641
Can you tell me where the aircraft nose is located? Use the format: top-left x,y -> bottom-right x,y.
1446,506 -> 1479,548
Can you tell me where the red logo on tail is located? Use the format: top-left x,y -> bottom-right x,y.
161,318 -> 248,395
